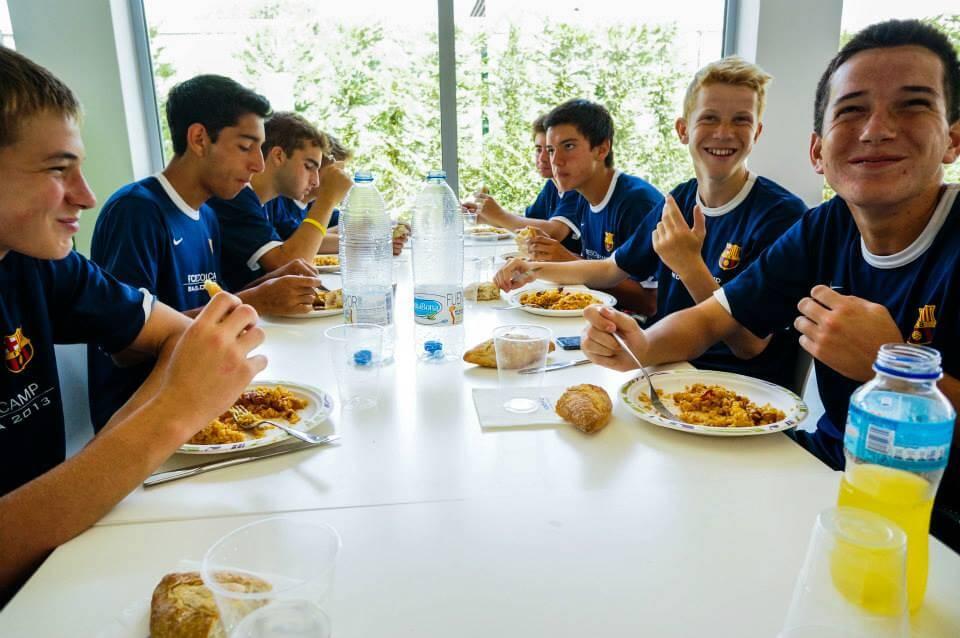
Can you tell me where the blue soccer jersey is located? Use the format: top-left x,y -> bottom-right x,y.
552,170 -> 663,261
88,174 -> 220,429
721,184 -> 960,452
614,174 -> 806,387
265,197 -> 341,240
522,180 -> 583,254
209,186 -> 283,291
0,251 -> 146,495
525,180 -> 560,220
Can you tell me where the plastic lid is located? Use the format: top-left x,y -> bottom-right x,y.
353,349 -> 373,366
424,340 -> 443,354
426,170 -> 447,181
354,171 -> 375,183
873,343 -> 942,380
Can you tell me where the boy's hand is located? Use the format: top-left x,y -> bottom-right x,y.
494,258 -> 538,292
582,305 -> 648,372
652,195 -> 706,279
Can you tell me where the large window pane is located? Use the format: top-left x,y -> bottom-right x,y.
841,1 -> 960,184
453,0 -> 725,208
142,0 -> 441,212
1,0 -> 14,49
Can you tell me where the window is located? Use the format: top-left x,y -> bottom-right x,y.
840,1 -> 960,185
452,0 -> 725,210
1,0 -> 14,49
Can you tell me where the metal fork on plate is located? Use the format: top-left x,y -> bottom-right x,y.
230,405 -> 329,444
609,332 -> 677,420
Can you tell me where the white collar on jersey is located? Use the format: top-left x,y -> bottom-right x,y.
589,169 -> 623,213
861,183 -> 959,270
154,172 -> 201,221
697,171 -> 757,217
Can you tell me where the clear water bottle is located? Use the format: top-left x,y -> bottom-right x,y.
339,171 -> 394,363
837,343 -> 955,611
412,170 -> 464,361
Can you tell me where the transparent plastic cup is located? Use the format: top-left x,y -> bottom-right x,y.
493,324 -> 552,413
464,256 -> 496,304
779,507 -> 909,638
324,323 -> 383,410
201,517 -> 342,636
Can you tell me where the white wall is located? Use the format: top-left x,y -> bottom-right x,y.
732,0 -> 844,207
7,0 -> 156,256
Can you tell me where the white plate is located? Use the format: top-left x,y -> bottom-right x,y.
178,381 -> 334,454
315,264 -> 340,273
506,287 -> 616,317
467,227 -> 514,241
619,369 -> 808,437
279,306 -> 343,319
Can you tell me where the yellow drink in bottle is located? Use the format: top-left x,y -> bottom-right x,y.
836,464 -> 933,612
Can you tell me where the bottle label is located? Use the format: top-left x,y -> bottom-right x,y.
344,289 -> 393,326
844,403 -> 953,472
414,289 -> 463,326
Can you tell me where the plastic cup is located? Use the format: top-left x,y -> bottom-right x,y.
464,256 -> 496,303
493,324 -> 552,413
779,507 -> 909,638
324,323 -> 383,410
201,517 -> 342,636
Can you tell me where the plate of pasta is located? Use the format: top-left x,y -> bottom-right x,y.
619,369 -> 808,437
313,255 -> 340,273
178,381 -> 334,454
506,286 -> 616,317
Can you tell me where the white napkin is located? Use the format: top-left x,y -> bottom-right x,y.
472,387 -> 567,428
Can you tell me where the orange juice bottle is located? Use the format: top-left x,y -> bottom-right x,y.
837,344 -> 954,612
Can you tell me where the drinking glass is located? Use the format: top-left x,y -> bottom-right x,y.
201,517 -> 342,637
324,323 -> 383,410
779,506 -> 909,638
493,324 -> 552,413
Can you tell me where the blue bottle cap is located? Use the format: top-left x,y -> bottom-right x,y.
424,340 -> 443,354
353,349 -> 373,366
426,170 -> 447,180
354,171 -> 375,183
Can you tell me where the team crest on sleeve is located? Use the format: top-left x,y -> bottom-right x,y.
604,231 -> 615,253
4,328 -> 34,374
908,305 -> 937,345
719,243 -> 741,270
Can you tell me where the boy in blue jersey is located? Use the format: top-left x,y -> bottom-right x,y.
210,113 -> 353,291
89,84 -> 326,430
582,20 -> 960,548
499,58 -> 806,388
465,114 -> 583,257
0,48 -> 265,598
496,100 -> 664,315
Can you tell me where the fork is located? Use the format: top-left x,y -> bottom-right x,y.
230,405 -> 330,444
608,332 -> 677,420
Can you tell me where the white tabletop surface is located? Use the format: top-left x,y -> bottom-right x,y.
2,246 -> 957,636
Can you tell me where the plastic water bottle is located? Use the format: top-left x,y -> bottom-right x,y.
412,170 -> 464,361
836,343 -> 955,611
339,171 -> 394,363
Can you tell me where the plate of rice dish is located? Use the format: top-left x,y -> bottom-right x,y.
313,255 -> 340,273
620,369 -> 807,436
506,286 -> 616,317
467,225 -> 513,241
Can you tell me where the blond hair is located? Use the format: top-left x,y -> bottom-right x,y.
682,56 -> 772,120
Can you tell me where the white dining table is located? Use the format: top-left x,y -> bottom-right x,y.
1,243 -> 957,637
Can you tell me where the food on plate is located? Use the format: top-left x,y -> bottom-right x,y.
150,571 -> 271,638
314,255 -> 339,267
669,383 -> 785,427
556,384 -> 612,433
202,279 -> 223,297
464,281 -> 501,301
467,224 -> 510,236
187,385 -> 309,445
518,288 -> 599,311
313,288 -> 344,310
463,337 -> 555,368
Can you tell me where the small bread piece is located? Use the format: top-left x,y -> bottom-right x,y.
463,337 -> 555,368
475,282 -> 500,301
515,226 -> 536,255
392,223 -> 410,240
203,279 -> 223,298
150,571 -> 271,638
556,384 -> 612,433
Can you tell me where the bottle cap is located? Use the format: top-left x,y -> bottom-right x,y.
353,349 -> 373,366
424,340 -> 443,354
426,170 -> 447,181
873,343 -> 942,380
354,171 -> 375,183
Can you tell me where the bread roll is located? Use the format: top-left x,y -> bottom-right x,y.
463,337 -> 555,368
150,571 -> 271,638
556,384 -> 612,433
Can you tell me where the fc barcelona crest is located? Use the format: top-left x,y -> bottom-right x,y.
604,231 -> 615,253
908,305 -> 937,345
4,327 -> 34,374
719,243 -> 741,270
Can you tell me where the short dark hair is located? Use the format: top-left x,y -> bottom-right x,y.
264,112 -> 328,158
544,99 -> 615,167
166,75 -> 271,155
0,46 -> 81,148
532,113 -> 548,137
814,19 -> 960,134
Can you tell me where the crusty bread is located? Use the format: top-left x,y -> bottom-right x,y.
464,281 -> 500,302
463,337 -> 555,368
515,227 -> 536,255
556,384 -> 612,433
150,571 -> 271,638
